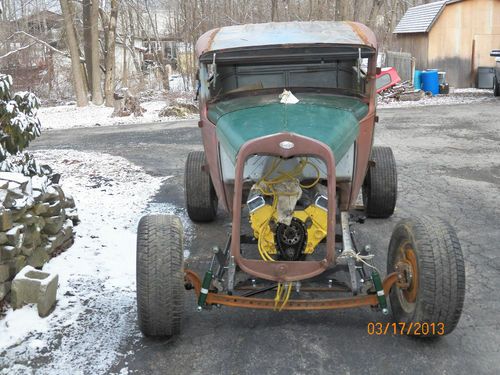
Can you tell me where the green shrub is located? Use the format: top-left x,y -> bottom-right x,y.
0,73 -> 47,175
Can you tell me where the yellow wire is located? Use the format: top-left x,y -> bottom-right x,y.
274,282 -> 285,310
278,282 -> 293,311
300,161 -> 321,189
258,157 -> 320,192
273,282 -> 294,311
255,157 -> 320,308
257,225 -> 275,262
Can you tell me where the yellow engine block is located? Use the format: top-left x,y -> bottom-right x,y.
249,201 -> 328,258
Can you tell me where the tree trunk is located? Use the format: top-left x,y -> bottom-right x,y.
91,0 -> 103,104
271,0 -> 278,21
60,0 -> 88,107
83,0 -> 92,87
127,5 -> 143,86
352,0 -> 360,22
104,0 -> 118,107
368,0 -> 384,27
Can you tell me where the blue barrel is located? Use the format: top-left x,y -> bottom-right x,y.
421,70 -> 439,95
414,70 -> 422,90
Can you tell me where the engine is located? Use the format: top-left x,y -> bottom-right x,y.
247,173 -> 328,261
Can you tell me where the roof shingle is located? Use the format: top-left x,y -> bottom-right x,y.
393,1 -> 448,34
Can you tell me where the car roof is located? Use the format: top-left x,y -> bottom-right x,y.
195,21 -> 377,58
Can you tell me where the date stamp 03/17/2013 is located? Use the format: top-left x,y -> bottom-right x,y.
367,322 -> 445,336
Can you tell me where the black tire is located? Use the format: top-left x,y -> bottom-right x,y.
137,214 -> 184,337
494,77 -> 500,97
363,146 -> 397,218
184,151 -> 218,222
387,216 -> 465,337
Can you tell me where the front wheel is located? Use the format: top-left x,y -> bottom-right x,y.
136,214 -> 184,337
387,216 -> 465,336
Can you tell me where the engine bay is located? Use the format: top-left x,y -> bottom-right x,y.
246,157 -> 329,262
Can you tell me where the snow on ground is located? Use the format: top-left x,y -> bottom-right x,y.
38,100 -> 197,131
0,150 -> 190,374
38,88 -> 495,131
378,88 -> 496,108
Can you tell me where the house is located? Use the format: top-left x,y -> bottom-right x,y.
393,0 -> 500,88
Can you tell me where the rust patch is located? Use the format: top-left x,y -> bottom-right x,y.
346,21 -> 370,47
206,27 -> 221,52
184,270 -> 399,311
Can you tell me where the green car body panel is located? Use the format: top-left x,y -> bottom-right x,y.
208,93 -> 368,164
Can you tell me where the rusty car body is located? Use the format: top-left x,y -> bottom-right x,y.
136,21 -> 466,338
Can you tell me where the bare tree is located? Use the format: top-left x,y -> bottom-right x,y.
83,0 -> 92,85
60,0 -> 88,106
102,0 -> 118,106
90,0 -> 103,104
2,0 -> 429,103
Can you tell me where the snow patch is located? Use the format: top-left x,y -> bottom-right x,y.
0,150 -> 182,374
378,88 -> 496,108
38,100 -> 196,130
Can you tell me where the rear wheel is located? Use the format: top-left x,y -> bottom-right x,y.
137,214 -> 184,337
185,151 -> 218,222
363,146 -> 397,218
494,77 -> 500,97
387,216 -> 465,336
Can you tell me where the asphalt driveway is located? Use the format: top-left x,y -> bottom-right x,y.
30,99 -> 500,375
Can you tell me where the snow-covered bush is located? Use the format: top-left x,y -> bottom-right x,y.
0,73 -> 46,175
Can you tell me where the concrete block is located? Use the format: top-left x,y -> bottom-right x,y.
0,190 -> 15,208
40,186 -> 60,202
56,224 -> 75,253
21,245 -> 35,257
11,266 -> 58,317
41,201 -> 61,217
14,196 -> 34,210
11,206 -> 28,221
62,220 -> 74,239
0,281 -> 11,300
41,242 -> 55,255
27,247 -> 49,268
50,185 -> 65,202
0,208 -> 13,231
6,224 -> 25,248
23,226 -> 41,247
33,202 -> 50,215
0,264 -> 10,282
6,186 -> 25,200
46,233 -> 63,253
43,215 -> 65,235
1,245 -> 19,261
62,194 -> 75,209
8,255 -> 26,275
20,212 -> 36,225
66,208 -> 79,225
0,232 -> 8,245
32,189 -> 43,202
0,172 -> 31,192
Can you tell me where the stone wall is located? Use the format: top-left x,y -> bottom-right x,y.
0,172 -> 78,302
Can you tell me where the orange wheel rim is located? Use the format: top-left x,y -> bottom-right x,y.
401,247 -> 418,303
396,241 -> 419,307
